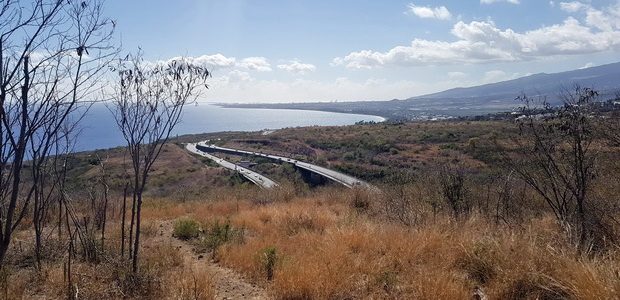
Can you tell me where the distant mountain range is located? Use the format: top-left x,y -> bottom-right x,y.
410,61 -> 620,106
221,62 -> 620,120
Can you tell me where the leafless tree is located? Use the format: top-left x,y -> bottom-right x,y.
0,0 -> 115,266
110,51 -> 209,272
439,166 -> 470,219
501,87 -> 611,250
96,155 -> 110,251
30,123 -> 77,269
80,153 -> 110,252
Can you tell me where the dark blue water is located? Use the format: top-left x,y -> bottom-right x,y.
77,104 -> 385,151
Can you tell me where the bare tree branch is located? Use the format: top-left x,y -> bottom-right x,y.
110,50 -> 209,272
0,0 -> 115,266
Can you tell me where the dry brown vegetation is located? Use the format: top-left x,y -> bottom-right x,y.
200,121 -> 513,182
2,111 -> 620,299
216,190 -> 620,299
2,162 -> 619,299
0,227 -> 215,299
140,186 -> 620,299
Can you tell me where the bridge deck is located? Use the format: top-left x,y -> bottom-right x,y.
186,143 -> 279,189
196,142 -> 370,189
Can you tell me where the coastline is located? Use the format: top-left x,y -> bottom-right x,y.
75,104 -> 386,152
215,103 -> 389,122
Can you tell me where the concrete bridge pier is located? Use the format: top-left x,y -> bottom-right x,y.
296,165 -> 329,187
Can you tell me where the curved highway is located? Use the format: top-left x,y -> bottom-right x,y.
186,143 -> 279,189
195,142 -> 371,189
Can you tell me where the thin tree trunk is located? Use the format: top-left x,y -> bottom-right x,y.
67,232 -> 74,300
128,191 -> 136,258
58,197 -> 63,240
120,183 -> 127,257
34,224 -> 42,269
101,184 -> 109,251
34,192 -> 42,270
0,244 -> 8,268
65,202 -> 74,299
577,196 -> 588,250
0,58 -> 30,267
132,191 -> 143,272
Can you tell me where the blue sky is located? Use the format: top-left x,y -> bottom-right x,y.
106,0 -> 620,102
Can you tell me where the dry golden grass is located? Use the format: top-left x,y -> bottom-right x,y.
167,267 -> 215,300
2,186 -> 619,299
0,223 -> 215,299
154,188 -> 620,300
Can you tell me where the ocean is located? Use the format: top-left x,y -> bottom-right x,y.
76,103 -> 385,151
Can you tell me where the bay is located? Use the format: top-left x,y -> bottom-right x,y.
76,104 -> 385,152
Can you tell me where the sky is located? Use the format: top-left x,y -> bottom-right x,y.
106,0 -> 620,103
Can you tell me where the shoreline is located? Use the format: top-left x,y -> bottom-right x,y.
73,106 -> 386,153
214,103 -> 388,122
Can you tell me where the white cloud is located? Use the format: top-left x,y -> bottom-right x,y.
238,57 -> 272,72
560,1 -> 588,12
227,70 -> 253,82
204,76 -> 436,102
448,71 -> 467,79
407,4 -> 452,20
579,62 -> 595,69
482,70 -> 505,83
584,8 -> 614,31
151,54 -> 236,70
334,3 -> 620,69
190,54 -> 237,68
481,0 -> 520,4
277,60 -> 316,74
162,54 -> 273,72
203,70 -> 528,103
481,70 -> 520,84
559,1 -> 620,32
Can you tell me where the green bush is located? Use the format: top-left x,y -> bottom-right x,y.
87,157 -> 101,165
197,220 -> 245,259
261,246 -> 278,281
172,218 -> 200,240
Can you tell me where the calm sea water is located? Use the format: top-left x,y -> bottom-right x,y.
76,104 -> 385,151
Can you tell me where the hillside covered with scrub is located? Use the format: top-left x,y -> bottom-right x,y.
3,89 -> 620,299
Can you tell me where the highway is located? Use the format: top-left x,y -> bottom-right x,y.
186,143 -> 279,189
195,142 -> 371,189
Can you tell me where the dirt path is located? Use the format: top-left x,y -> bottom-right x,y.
154,220 -> 271,300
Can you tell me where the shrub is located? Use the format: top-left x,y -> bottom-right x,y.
261,246 -> 278,281
349,187 -> 372,213
439,167 -> 470,219
199,221 -> 245,259
173,218 -> 200,240
87,157 -> 101,165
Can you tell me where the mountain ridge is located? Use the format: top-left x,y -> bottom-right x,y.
411,62 -> 620,103
220,61 -> 620,120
